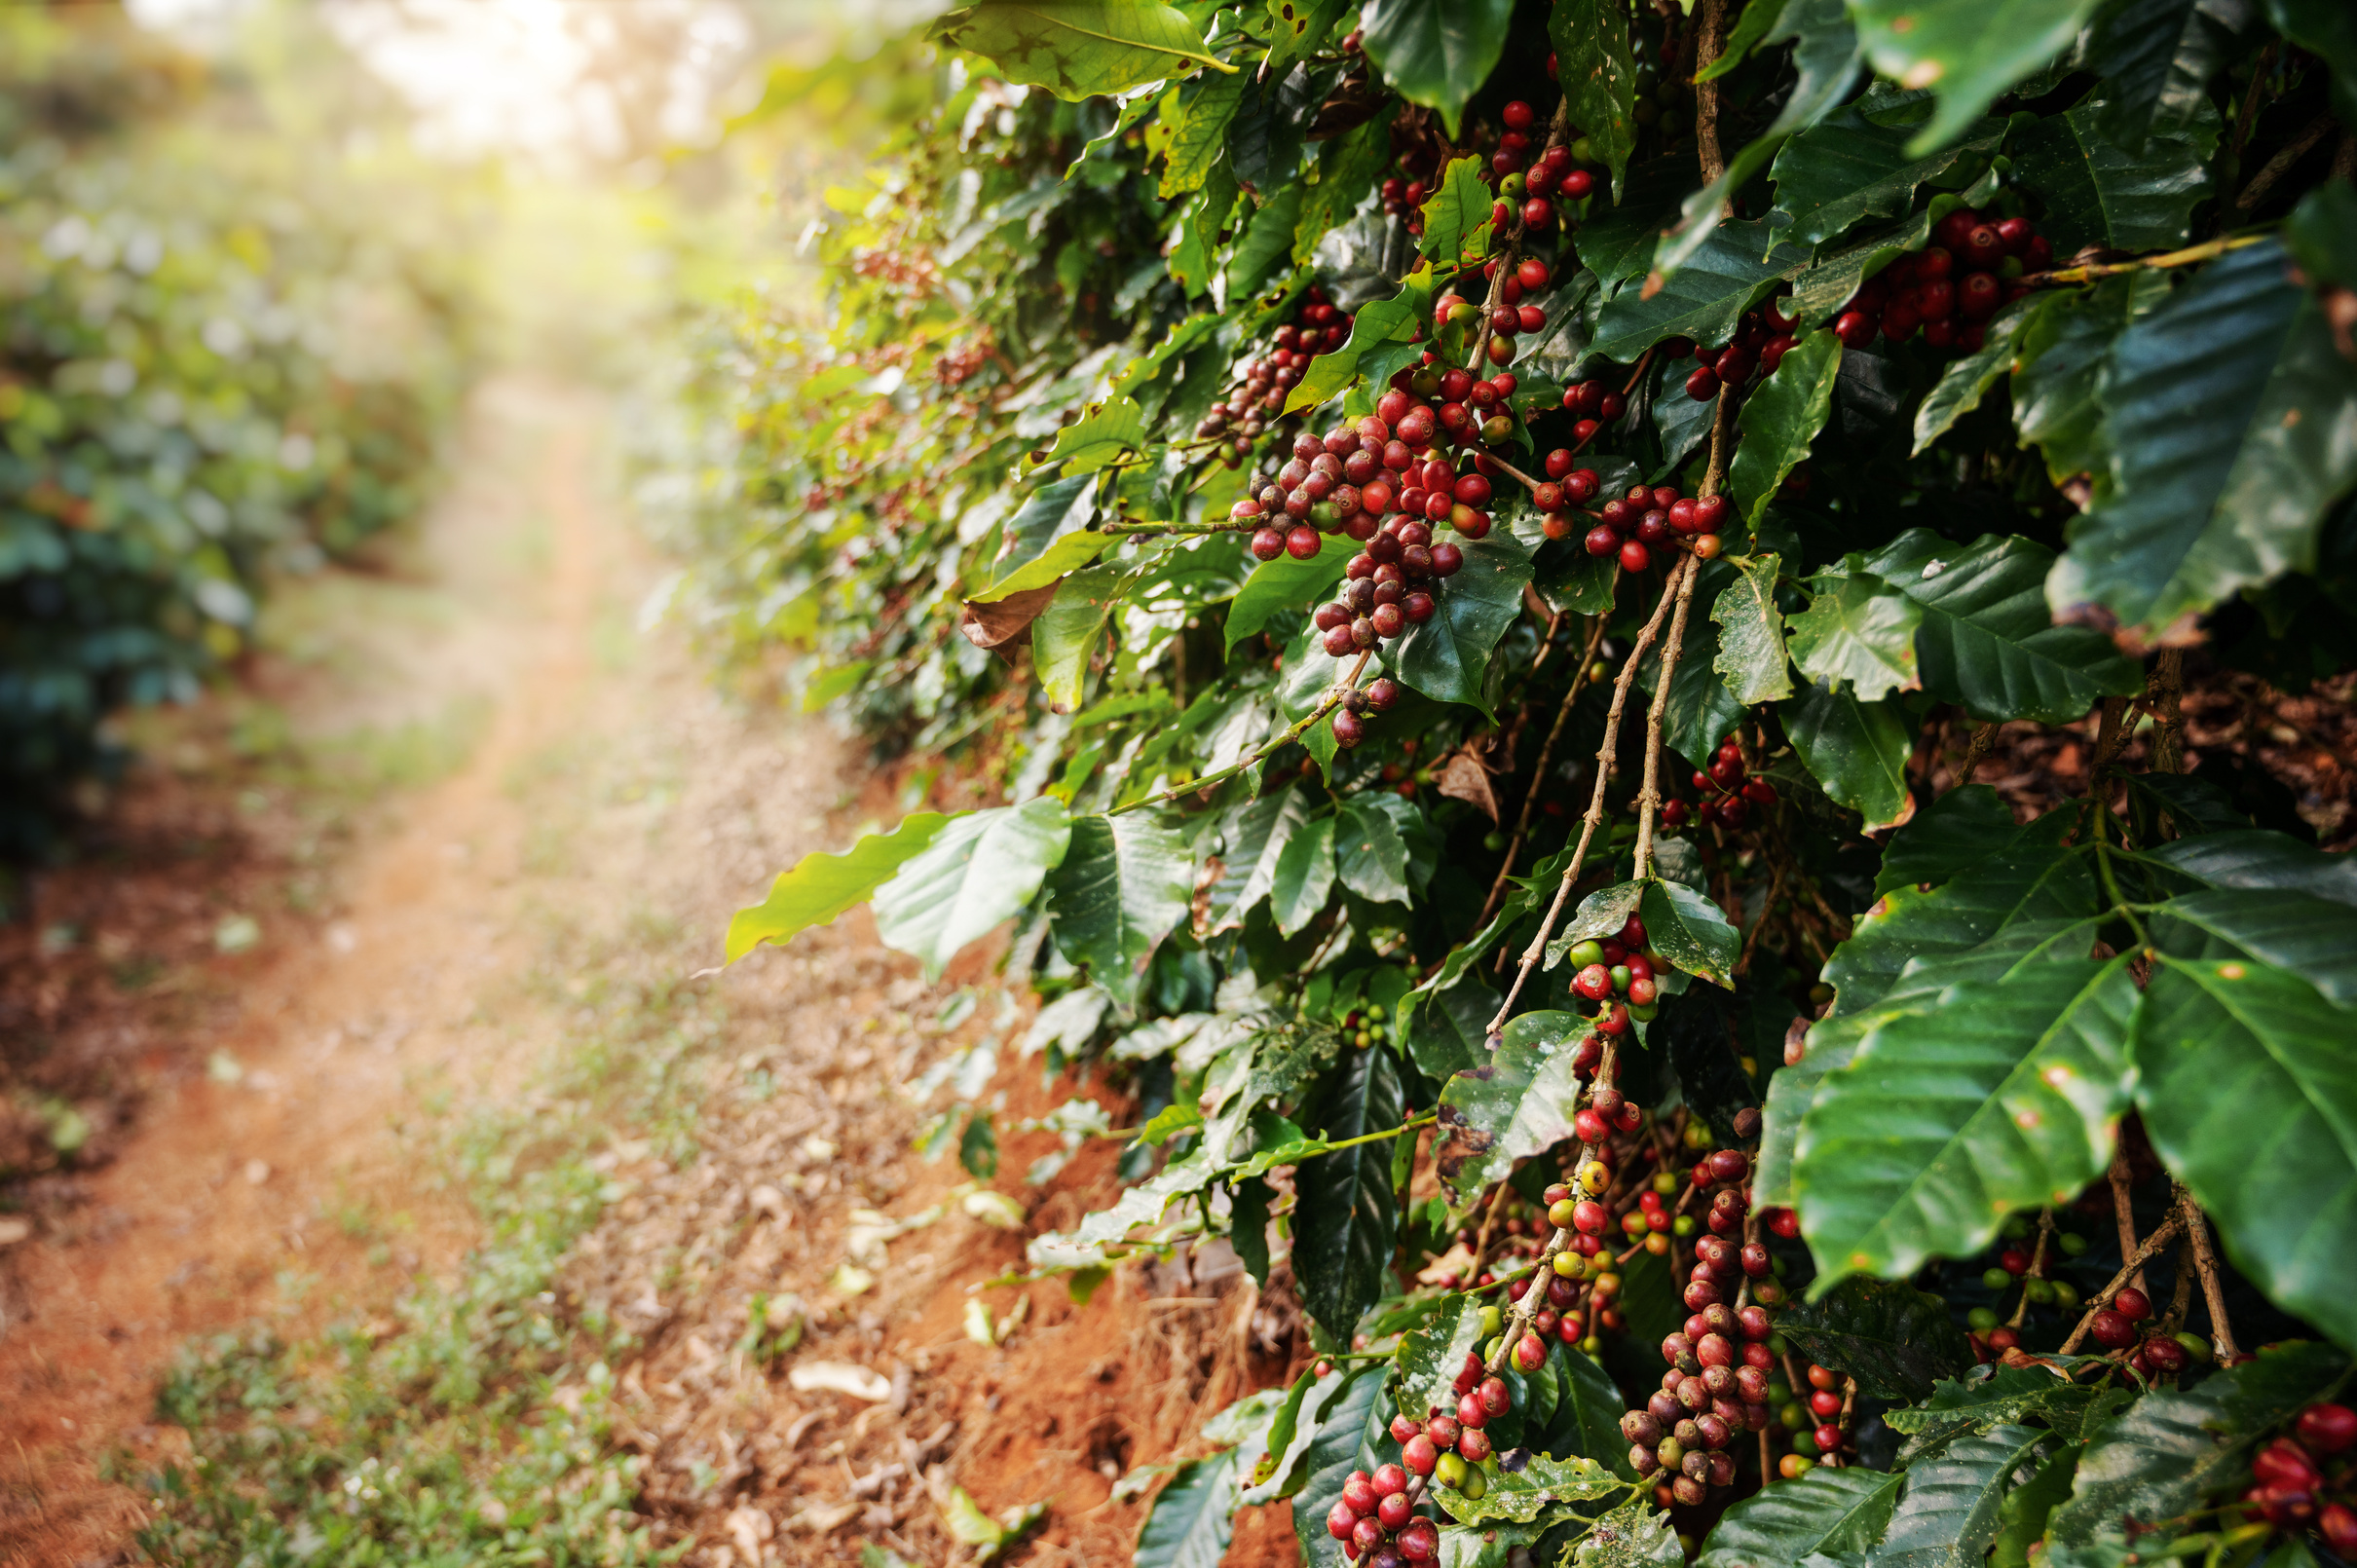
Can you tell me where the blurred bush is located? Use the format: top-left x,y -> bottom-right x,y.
0,7 -> 482,852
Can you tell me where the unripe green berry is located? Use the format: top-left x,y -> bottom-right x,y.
1981,1266 -> 2012,1290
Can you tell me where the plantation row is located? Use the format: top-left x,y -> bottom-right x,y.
688,2 -> 2357,1565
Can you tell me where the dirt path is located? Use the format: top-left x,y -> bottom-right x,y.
0,378 -> 1288,1567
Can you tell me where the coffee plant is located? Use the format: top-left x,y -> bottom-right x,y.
701,1 -> 2357,1564
0,10 -> 473,851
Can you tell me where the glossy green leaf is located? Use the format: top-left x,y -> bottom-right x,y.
1291,1366 -> 1389,1568
1040,395 -> 1148,475
1866,531 -> 2143,724
1269,808 -> 1337,936
1991,1443 -> 2084,1568
1433,1452 -> 1621,1525
1393,531 -> 1533,717
1780,682 -> 1915,828
982,473 -> 1099,598
2078,0 -> 2250,154
1913,296 -> 2046,454
1158,70 -> 1248,200
1713,552 -> 1794,704
1591,220 -> 1803,364
1032,558 -> 1137,711
1787,565 -> 1923,702
2009,272 -> 2168,489
1046,813 -> 1193,1002
1849,0 -> 2107,154
2009,100 -> 2217,255
1417,155 -> 1496,273
727,813 -> 954,962
1289,264 -> 1438,414
1793,952 -> 2138,1287
2138,829 -> 2357,906
873,798 -> 1074,978
1336,794 -> 1412,905
1266,0 -> 1356,73
1774,1273 -> 1973,1400
1539,1344 -> 1636,1469
1882,1366 -> 2102,1439
930,4 -> 1229,98
1643,879 -> 1740,989
1136,1452 -> 1237,1568
1825,820 -> 2093,1016
2151,887 -> 2357,1007
1294,116 -> 1393,265
1228,178 -> 1306,295
1434,1009 -> 1586,1201
2133,955 -> 2357,1351
1224,545 -> 1353,653
1769,92 -> 2005,254
2047,1342 -> 2353,1549
1359,0 -> 1514,138
1876,1425 -> 2051,1568
1731,329 -> 1845,525
1295,1045 -> 1403,1338
2050,240 -> 2357,637
1874,785 -> 2032,897
2260,0 -> 2357,125
1696,1465 -> 1903,1568
1579,159 -> 1697,297
1551,0 -> 1645,200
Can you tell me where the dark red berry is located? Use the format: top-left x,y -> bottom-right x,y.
1620,539 -> 1652,574
2298,1403 -> 2357,1454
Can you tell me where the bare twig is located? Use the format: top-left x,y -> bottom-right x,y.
2108,1146 -> 2147,1296
1478,616 -> 1611,927
2020,234 -> 2266,288
2058,1213 -> 2186,1355
2233,112 -> 2336,215
1631,556 -> 1704,879
2150,651 -> 2187,776
1486,560 -> 1693,1034
2180,1191 -> 2241,1363
1951,722 -> 2000,792
1694,0 -> 1729,192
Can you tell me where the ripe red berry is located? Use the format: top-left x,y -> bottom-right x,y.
1389,1413 -> 1420,1445
1250,526 -> 1286,561
1373,1462 -> 1408,1496
1517,256 -> 1550,290
1458,1390 -> 1487,1428
1503,99 -> 1535,130
2089,1309 -> 2136,1349
1331,709 -> 1366,747
2299,1402 -> 2357,1454
1378,1491 -> 1414,1530
1521,197 -> 1554,229
2114,1287 -> 2152,1322
1352,1514 -> 1385,1554
1958,271 -> 2002,318
1287,524 -> 1324,560
1517,303 -> 1545,334
1686,366 -> 1720,401
1399,1519 -> 1440,1563
1478,1376 -> 1512,1417
1620,539 -> 1652,574
1458,1425 -> 1492,1463
1585,524 -> 1621,558
1833,310 -> 1878,349
1342,1472 -> 1379,1515
1815,1423 -> 1843,1453
1515,1332 -> 1547,1370
1326,1499 -> 1358,1542
1561,168 -> 1593,200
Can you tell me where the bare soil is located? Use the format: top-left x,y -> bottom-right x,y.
0,378 -> 1302,1567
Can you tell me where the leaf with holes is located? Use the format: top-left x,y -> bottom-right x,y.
1775,1274 -> 1974,1400
1434,1010 -> 1587,1201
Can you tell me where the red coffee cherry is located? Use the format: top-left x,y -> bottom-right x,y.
2298,1403 -> 2357,1454
2114,1287 -> 2152,1322
2089,1309 -> 2136,1350
1620,539 -> 1653,574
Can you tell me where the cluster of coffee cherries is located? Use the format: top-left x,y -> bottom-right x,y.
1670,303 -> 1803,403
2086,1285 -> 2213,1376
1196,287 -> 1353,452
2246,1403 -> 2357,1551
1324,1457 -> 1442,1564
1584,481 -> 1728,576
1557,376 -> 1628,444
1324,1339 -> 1536,1562
1482,98 -> 1592,235
1566,913 -> 1663,1026
1662,735 -> 1777,832
1831,205 -> 2049,355
1435,254 -> 1560,378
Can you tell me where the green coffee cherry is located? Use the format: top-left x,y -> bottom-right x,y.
1967,1306 -> 2000,1331
1438,1451 -> 1470,1488
1982,1266 -> 2013,1290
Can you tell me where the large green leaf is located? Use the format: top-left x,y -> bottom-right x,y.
1433,1451 -> 1620,1525
1398,1294 -> 1487,1427
1712,552 -> 1794,705
1874,785 -> 2034,897
2150,888 -> 2357,1007
1296,1042 -> 1404,1338
2047,1342 -> 2353,1550
1865,531 -> 2143,724
1270,808 -> 1338,936
1849,0 -> 2107,154
1291,1366 -> 1389,1568
1780,683 -> 1915,828
1266,0 -> 1356,72
930,4 -> 1229,98
1158,70 -> 1249,199
1032,557 -> 1139,711
1416,156 -> 1496,274
1775,1274 -> 1973,1400
1792,952 -> 2138,1287
2049,240 -> 2357,636
2133,955 -> 2357,1350
2008,100 -> 2217,255
1227,178 -> 1307,296
1210,785 -> 1305,927
1224,545 -> 1353,653
1579,159 -> 1698,297
2009,272 -> 2169,489
1392,531 -> 1534,718
1643,879 -> 1741,989
1136,1452 -> 1237,1568
1877,1425 -> 2051,1568
1336,794 -> 1413,905
727,813 -> 954,962
1992,1445 -> 2082,1568
1550,0 -> 1643,201
1882,1366 -> 2103,1441
1046,813 -> 1193,1003
1696,1465 -> 1903,1568
2265,0 -> 2357,124
2078,0 -> 2249,153
874,799 -> 1073,978
1769,93 -> 2006,254
1538,1345 -> 1635,1469
1786,563 -> 1922,702
1591,220 -> 1802,363
1730,329 -> 1846,525
1579,1500 -> 1686,1568
1289,263 -> 1439,414
981,473 -> 1099,598
1359,0 -> 1514,138
2138,829 -> 2357,906
1040,395 -> 1148,475
1434,1009 -> 1586,1201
